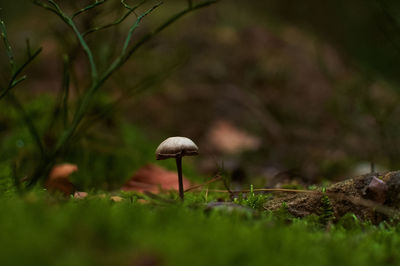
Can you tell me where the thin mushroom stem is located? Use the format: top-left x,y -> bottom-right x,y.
176,156 -> 184,200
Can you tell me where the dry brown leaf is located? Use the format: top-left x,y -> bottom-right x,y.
137,199 -> 150,204
45,163 -> 78,196
110,196 -> 124,202
48,164 -> 78,180
122,164 -> 192,193
73,191 -> 88,199
206,120 -> 261,154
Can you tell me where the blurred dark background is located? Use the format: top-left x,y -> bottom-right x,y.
2,0 -> 400,189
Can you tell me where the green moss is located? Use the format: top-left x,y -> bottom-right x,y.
234,185 -> 271,210
271,201 -> 295,223
0,161 -> 13,195
1,192 -> 400,266
318,195 -> 335,225
337,213 -> 360,230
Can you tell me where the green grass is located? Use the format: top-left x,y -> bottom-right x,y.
1,191 -> 400,266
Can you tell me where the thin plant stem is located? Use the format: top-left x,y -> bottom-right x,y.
27,0 -> 218,186
34,0 -> 98,80
46,55 -> 71,132
0,19 -> 15,71
184,175 -> 222,192
102,0 -> 217,83
121,2 -> 163,55
0,46 -> 42,100
83,0 -> 146,36
54,0 -> 217,152
72,0 -> 107,19
125,0 -> 217,61
61,56 -> 70,127
204,188 -> 318,194
11,161 -> 21,193
7,93 -> 46,157
0,17 -> 44,157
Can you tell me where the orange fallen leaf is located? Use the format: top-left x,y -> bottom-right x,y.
45,163 -> 78,196
122,164 -> 192,193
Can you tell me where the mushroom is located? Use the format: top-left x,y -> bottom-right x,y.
155,137 -> 199,200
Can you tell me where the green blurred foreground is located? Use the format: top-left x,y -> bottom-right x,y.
1,192 -> 400,266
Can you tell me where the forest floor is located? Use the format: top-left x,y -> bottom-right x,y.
1,183 -> 400,266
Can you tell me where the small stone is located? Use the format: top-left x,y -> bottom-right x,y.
366,176 -> 388,204
205,202 -> 254,216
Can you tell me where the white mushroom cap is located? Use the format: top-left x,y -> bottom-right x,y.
156,137 -> 199,160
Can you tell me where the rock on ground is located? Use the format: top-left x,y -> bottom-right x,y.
264,171 -> 400,223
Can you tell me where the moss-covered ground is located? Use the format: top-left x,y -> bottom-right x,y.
1,190 -> 400,266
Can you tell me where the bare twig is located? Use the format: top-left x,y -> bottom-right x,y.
325,192 -> 398,218
26,39 -> 32,57
0,19 -> 15,71
121,0 -> 145,11
203,188 -> 317,194
53,0 -> 218,153
143,191 -> 176,203
46,55 -> 71,132
102,0 -> 218,83
72,0 -> 107,19
27,0 -> 218,186
184,175 -> 222,192
73,63 -> 179,138
11,161 -> 22,194
7,93 -> 46,157
61,56 -> 70,126
0,17 -> 42,100
374,0 -> 400,55
82,0 -> 146,36
0,17 -> 44,157
376,0 -> 400,34
34,0 -> 98,80
0,47 -> 41,100
122,2 -> 163,55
